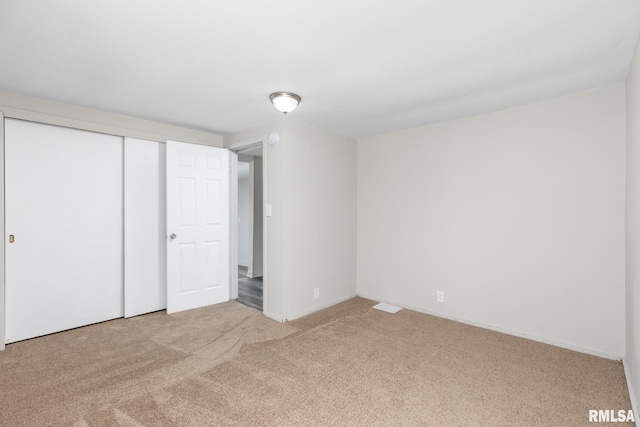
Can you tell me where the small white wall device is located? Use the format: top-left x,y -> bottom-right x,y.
269,132 -> 280,146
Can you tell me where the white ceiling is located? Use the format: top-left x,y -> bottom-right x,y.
1,1 -> 639,139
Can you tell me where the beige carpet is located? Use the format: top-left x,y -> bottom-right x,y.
0,297 -> 633,426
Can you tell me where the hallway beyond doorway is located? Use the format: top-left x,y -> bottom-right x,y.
237,266 -> 262,311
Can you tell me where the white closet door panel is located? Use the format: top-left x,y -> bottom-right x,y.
124,137 -> 167,318
5,119 -> 123,343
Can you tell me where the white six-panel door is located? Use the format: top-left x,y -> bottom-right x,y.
5,119 -> 124,343
166,140 -> 230,314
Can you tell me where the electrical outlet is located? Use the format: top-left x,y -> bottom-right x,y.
314,288 -> 320,299
437,291 -> 445,303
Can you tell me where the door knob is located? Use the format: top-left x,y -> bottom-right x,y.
169,233 -> 177,240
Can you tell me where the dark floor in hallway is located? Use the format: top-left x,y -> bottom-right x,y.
238,266 -> 263,311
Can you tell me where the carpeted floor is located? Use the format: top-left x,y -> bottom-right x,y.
0,297 -> 633,426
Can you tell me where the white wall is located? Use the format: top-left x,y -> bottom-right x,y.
282,120 -> 357,320
358,85 -> 626,358
225,119 -> 357,321
250,157 -> 264,278
238,162 -> 251,267
625,35 -> 640,418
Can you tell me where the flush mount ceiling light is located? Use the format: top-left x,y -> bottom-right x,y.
269,91 -> 301,114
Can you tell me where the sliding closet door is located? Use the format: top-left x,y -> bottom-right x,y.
124,137 -> 167,318
5,119 -> 123,343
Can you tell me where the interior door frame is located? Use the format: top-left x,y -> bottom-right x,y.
228,136 -> 267,311
0,110 -> 5,350
247,157 -> 258,278
229,151 -> 239,300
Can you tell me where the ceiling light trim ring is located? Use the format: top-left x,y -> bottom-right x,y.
269,91 -> 302,114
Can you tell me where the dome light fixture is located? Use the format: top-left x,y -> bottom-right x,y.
269,91 -> 301,114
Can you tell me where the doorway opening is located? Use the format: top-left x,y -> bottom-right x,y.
237,266 -> 262,310
230,139 -> 265,312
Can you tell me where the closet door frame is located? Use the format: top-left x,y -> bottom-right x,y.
0,109 -> 165,350
0,105 -> 225,350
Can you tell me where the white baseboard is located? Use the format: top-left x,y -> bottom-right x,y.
248,268 -> 263,278
262,310 -> 284,323
238,262 -> 249,268
284,293 -> 357,322
357,293 -> 622,361
623,357 -> 639,426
